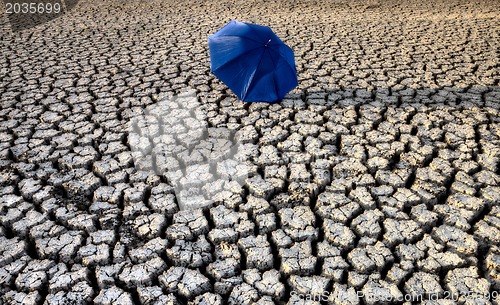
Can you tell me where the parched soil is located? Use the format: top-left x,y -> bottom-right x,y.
0,0 -> 499,304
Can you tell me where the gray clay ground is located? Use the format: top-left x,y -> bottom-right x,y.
1,0 -> 500,304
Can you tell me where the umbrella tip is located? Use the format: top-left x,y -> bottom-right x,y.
265,39 -> 271,47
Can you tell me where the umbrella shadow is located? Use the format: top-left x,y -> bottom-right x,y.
282,85 -> 499,110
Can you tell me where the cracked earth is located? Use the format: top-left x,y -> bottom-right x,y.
0,0 -> 499,304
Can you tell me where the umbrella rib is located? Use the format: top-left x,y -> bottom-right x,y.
244,22 -> 267,43
242,48 -> 267,101
211,45 -> 264,73
266,48 -> 280,100
267,46 -> 297,75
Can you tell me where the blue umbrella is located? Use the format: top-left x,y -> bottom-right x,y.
208,20 -> 298,102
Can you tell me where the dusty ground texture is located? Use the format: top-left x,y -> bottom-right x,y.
1,0 -> 500,304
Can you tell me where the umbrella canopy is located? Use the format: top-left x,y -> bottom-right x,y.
208,20 -> 298,102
